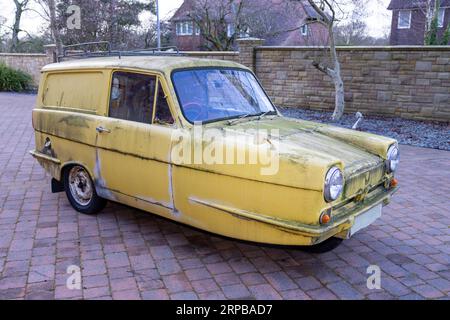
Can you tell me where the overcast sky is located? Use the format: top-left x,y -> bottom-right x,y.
0,0 -> 392,39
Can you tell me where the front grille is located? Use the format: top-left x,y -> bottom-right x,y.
343,163 -> 385,198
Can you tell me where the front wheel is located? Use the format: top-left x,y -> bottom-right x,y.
303,237 -> 343,253
64,165 -> 106,215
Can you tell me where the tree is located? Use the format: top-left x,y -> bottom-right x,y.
10,0 -> 31,52
335,20 -> 368,45
35,0 -> 63,55
242,0 -> 319,44
0,16 -> 8,51
187,0 -> 248,51
53,0 -> 155,50
333,0 -> 371,46
299,0 -> 346,121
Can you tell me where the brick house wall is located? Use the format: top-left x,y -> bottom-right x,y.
171,30 -> 203,51
389,0 -> 450,45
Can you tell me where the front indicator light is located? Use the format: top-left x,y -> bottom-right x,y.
320,210 -> 332,225
390,178 -> 398,188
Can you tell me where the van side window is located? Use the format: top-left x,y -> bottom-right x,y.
154,84 -> 175,125
109,72 -> 156,124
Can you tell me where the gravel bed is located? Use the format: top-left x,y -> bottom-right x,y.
278,107 -> 450,151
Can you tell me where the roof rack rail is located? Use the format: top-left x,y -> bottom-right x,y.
57,41 -> 183,62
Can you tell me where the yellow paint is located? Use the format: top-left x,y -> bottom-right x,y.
31,55 -> 399,246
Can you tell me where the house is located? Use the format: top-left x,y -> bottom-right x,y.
388,0 -> 450,45
169,0 -> 329,51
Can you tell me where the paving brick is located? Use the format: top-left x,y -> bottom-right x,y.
141,289 -> 169,300
412,284 -> 446,299
248,284 -> 282,300
327,282 -> 365,300
264,271 -> 298,291
170,291 -> 198,300
191,278 -> 220,293
82,275 -> 109,289
296,276 -> 325,291
105,252 -> 130,269
163,273 -> 192,294
156,258 -> 182,276
307,288 -> 339,300
112,289 -> 141,300
222,284 -> 252,299
185,267 -> 212,281
83,286 -> 111,299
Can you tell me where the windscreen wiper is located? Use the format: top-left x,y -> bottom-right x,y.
227,113 -> 253,126
257,111 -> 276,121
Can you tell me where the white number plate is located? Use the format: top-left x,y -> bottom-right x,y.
349,204 -> 382,237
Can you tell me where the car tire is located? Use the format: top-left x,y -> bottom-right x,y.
63,165 -> 106,215
304,237 -> 343,254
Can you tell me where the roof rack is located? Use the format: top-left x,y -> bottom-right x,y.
57,41 -> 183,62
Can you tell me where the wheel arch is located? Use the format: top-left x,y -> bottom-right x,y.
59,161 -> 96,183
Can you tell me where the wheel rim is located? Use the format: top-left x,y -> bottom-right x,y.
68,166 -> 93,206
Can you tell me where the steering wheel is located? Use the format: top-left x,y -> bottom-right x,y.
183,102 -> 206,122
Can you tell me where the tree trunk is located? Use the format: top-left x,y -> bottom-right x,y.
48,0 -> 63,56
332,71 -> 345,121
328,25 -> 345,121
10,2 -> 23,52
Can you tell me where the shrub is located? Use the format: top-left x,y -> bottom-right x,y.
0,63 -> 33,92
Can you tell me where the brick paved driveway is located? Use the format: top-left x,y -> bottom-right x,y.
0,92 -> 449,300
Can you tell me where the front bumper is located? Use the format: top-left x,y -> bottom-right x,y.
190,185 -> 398,245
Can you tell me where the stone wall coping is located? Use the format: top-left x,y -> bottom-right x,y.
0,53 -> 46,57
184,51 -> 239,56
236,37 -> 265,42
256,45 -> 450,52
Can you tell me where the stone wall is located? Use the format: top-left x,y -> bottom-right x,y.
0,53 -> 51,85
253,46 -> 450,122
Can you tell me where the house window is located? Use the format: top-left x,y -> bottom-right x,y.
227,23 -> 235,38
398,10 -> 411,29
194,24 -> 200,35
300,24 -> 308,36
438,8 -> 445,28
176,21 -> 193,35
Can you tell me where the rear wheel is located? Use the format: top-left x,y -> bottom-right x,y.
304,237 -> 343,253
63,165 -> 106,215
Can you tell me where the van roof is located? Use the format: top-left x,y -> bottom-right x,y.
42,55 -> 247,74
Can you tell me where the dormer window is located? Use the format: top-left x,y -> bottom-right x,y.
398,10 -> 411,29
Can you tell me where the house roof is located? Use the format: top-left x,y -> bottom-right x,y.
170,0 -> 194,21
170,0 -> 323,22
388,0 -> 450,10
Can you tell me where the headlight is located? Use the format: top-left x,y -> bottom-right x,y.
324,167 -> 344,202
386,145 -> 400,173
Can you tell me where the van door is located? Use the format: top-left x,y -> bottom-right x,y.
94,70 -> 176,213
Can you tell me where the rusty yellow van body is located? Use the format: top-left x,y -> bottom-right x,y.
31,55 -> 399,249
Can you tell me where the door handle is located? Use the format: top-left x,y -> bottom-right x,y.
96,126 -> 111,133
